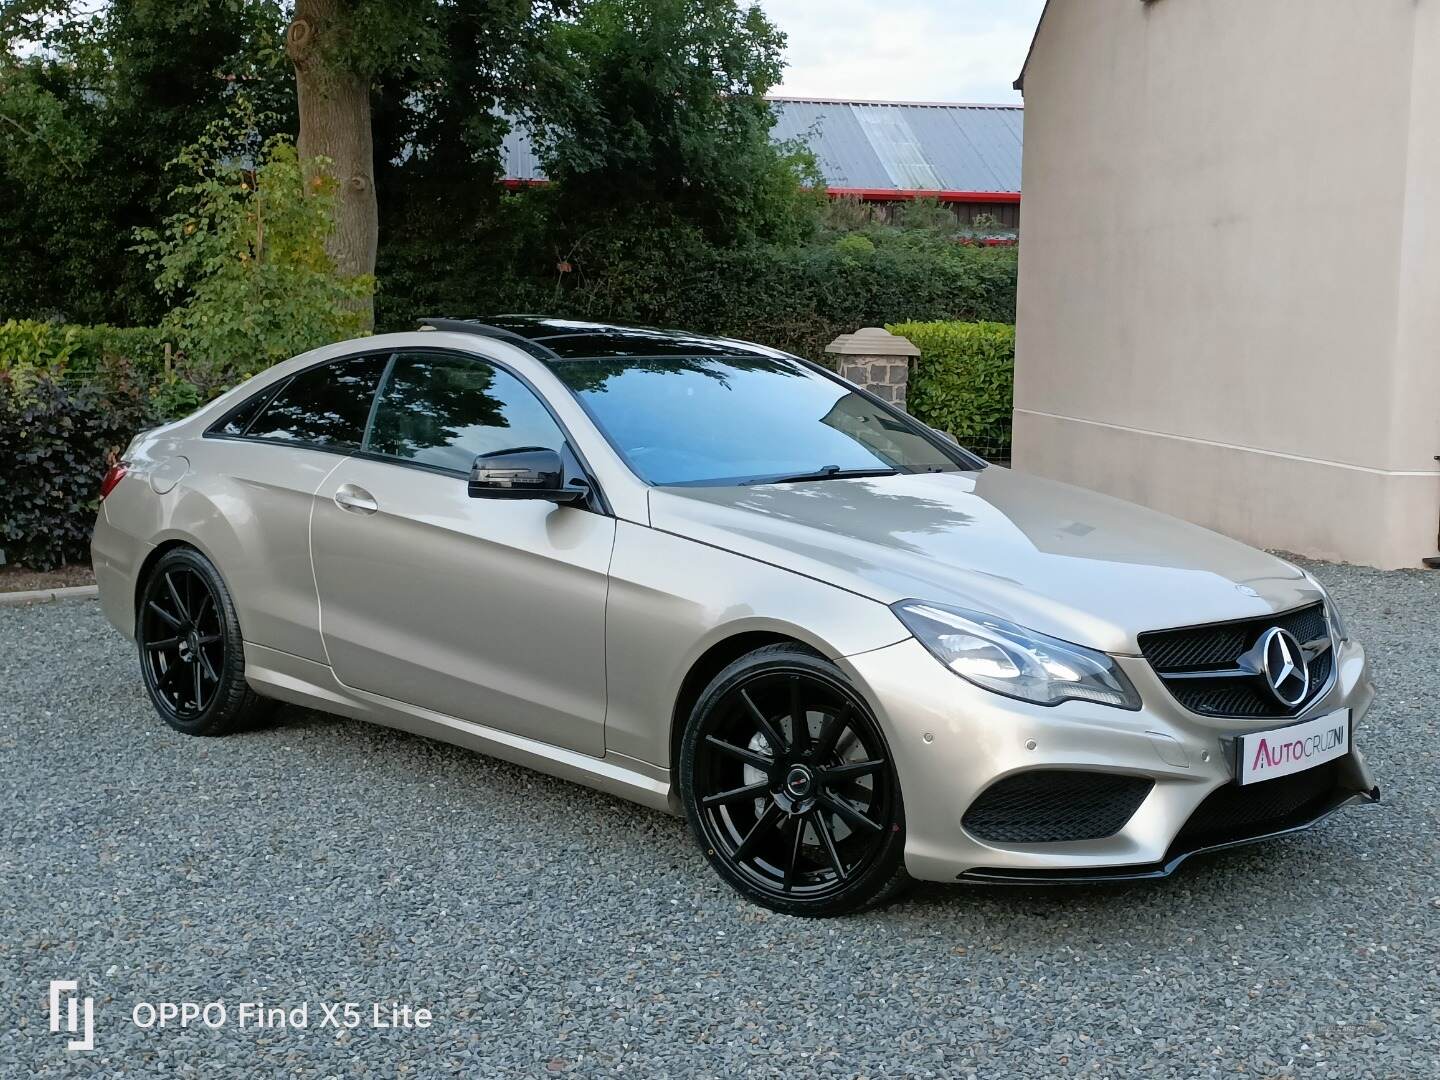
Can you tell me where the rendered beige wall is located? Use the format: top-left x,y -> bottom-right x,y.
1013,0 -> 1440,569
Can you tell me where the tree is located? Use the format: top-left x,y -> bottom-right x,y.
283,0 -> 574,327
133,100 -> 374,382
0,0 -> 292,323
284,0 -> 377,305
522,0 -> 821,250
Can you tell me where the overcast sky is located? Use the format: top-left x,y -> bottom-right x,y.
757,0 -> 1045,104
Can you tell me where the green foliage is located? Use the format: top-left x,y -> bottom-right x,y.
0,320 -> 168,386
0,374 -> 154,570
522,0 -> 821,249
831,233 -> 877,265
134,105 -> 374,381
886,320 -> 1015,456
379,218 -> 1019,364
0,0 -> 293,324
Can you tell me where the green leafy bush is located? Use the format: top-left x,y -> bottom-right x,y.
0,320 -> 168,387
133,105 -> 373,382
378,231 -> 1019,364
886,320 -> 1015,457
0,375 -> 155,571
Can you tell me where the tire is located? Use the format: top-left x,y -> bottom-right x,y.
135,546 -> 272,736
679,644 -> 910,917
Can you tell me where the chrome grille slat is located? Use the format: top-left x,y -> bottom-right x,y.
1138,603 -> 1332,718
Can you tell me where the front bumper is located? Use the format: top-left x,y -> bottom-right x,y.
838,636 -> 1380,884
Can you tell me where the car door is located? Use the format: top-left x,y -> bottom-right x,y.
198,350 -> 391,662
309,349 -> 615,756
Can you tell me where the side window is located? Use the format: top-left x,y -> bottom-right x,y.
368,352 -> 565,473
245,353 -> 389,450
209,381 -> 281,436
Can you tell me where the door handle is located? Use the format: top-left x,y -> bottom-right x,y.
334,483 -> 379,515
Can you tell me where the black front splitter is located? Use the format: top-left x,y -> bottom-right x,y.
955,786 -> 1380,885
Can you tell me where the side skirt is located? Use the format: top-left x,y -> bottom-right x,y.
244,643 -> 678,815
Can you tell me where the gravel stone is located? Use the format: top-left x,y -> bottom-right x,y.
1,558 -> 1436,1077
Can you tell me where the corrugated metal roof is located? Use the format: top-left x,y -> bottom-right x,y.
499,97 -> 1023,196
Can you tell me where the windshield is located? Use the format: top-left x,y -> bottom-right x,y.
551,355 -> 976,486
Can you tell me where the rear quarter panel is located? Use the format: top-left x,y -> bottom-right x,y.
112,433 -> 345,662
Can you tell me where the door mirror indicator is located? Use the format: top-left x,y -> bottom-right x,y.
468,447 -> 585,503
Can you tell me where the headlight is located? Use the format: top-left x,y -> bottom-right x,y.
1325,596 -> 1350,642
1294,566 -> 1349,642
892,600 -> 1141,710
1307,576 -> 1347,642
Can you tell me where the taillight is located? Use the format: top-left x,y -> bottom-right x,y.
99,460 -> 129,500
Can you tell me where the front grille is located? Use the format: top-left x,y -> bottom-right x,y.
1176,760 -> 1344,847
962,770 -> 1154,844
1138,603 -> 1333,718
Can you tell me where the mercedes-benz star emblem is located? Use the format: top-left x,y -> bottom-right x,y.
1259,626 -> 1310,707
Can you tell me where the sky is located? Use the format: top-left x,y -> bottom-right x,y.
757,0 -> 1046,105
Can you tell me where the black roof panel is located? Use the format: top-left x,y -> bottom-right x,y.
420,315 -> 789,362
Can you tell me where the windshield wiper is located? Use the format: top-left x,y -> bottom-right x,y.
742,465 -> 899,486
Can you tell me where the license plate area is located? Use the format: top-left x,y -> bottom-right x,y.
1234,709 -> 1351,786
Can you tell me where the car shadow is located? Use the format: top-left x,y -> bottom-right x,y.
257,701 -> 1382,935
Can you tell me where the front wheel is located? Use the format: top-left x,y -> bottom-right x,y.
136,546 -> 272,736
679,645 -> 909,917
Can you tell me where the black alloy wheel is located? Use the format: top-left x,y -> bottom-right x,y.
681,645 -> 907,916
137,547 -> 271,736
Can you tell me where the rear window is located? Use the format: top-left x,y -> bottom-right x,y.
244,354 -> 389,450
210,382 -> 280,437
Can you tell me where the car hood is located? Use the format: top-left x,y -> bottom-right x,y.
648,468 -> 1321,655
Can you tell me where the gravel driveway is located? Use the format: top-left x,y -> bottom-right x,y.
2,559 -> 1436,1078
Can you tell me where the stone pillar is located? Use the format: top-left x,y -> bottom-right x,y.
824,327 -> 920,412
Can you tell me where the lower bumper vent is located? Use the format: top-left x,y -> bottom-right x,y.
963,771 -> 1154,844
1177,760 -> 1344,847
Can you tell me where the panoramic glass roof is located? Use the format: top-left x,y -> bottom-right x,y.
422,316 -> 790,362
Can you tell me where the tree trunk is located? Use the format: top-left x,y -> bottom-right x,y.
287,0 -> 377,327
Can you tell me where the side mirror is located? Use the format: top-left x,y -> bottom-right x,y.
468,446 -> 585,503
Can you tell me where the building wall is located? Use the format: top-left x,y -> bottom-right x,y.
1013,0 -> 1440,569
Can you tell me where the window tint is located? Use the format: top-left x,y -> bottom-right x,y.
553,355 -> 966,486
368,352 -> 565,472
245,353 -> 389,450
210,381 -> 280,436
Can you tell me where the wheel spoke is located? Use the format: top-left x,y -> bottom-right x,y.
192,591 -> 212,626
733,799 -> 782,862
191,659 -> 203,709
738,689 -> 786,758
821,759 -> 885,784
147,600 -> 181,629
197,649 -> 220,684
789,678 -> 808,754
783,815 -> 806,892
701,781 -> 770,808
817,792 -> 882,834
812,810 -> 847,881
164,573 -> 191,623
704,735 -> 774,773
197,634 -> 222,645
813,705 -> 849,761
144,636 -> 180,652
157,659 -> 183,687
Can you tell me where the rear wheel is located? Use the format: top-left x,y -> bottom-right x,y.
679,645 -> 908,917
136,547 -> 271,736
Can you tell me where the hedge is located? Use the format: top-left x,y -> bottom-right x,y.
0,322 -> 206,570
0,319 -> 169,387
0,375 -> 156,571
886,320 -> 1015,458
377,240 -> 1019,364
